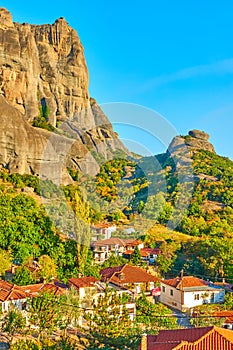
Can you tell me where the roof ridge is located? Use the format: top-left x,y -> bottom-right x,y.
190,326 -> 215,345
118,238 -> 126,246
110,264 -> 126,280
212,325 -> 233,342
172,340 -> 189,350
5,285 -> 15,301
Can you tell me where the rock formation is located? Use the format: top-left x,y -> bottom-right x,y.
0,8 -> 128,182
167,129 -> 215,158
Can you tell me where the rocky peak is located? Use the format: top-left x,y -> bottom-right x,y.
0,9 -> 128,181
188,129 -> 210,141
0,10 -> 90,125
167,129 -> 215,159
0,8 -> 14,29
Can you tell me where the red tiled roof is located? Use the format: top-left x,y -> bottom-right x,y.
214,311 -> 233,323
100,264 -> 159,285
124,248 -> 161,257
124,239 -> 143,246
0,280 -> 28,302
124,250 -> 134,255
138,326 -> 233,350
21,283 -> 44,295
42,283 -> 67,295
0,280 -> 13,290
162,276 -> 209,289
21,282 -> 67,296
69,276 -> 98,289
141,247 -> 161,254
91,237 -> 145,249
91,223 -> 115,229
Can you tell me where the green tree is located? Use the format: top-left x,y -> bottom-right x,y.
12,266 -> 36,286
73,191 -> 91,275
131,246 -> 141,265
38,255 -> 58,282
143,192 -> 166,221
101,254 -> 127,269
81,287 -> 139,350
224,293 -> 233,310
0,249 -> 12,277
156,241 -> 179,274
1,306 -> 27,344
136,292 -> 177,331
28,291 -> 63,342
59,288 -> 81,337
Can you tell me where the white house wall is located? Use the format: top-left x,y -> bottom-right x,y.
160,283 -> 182,310
160,282 -> 225,311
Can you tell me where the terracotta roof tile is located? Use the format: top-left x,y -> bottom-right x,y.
100,264 -> 159,285
214,311 -> 233,323
138,326 -> 233,350
124,239 -> 143,245
69,276 -> 98,289
162,276 -> 209,289
21,282 -> 67,296
0,280 -> 28,301
21,283 -> 44,294
91,223 -> 115,229
124,248 -> 161,257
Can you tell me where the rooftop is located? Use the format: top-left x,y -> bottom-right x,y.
21,281 -> 68,296
138,326 -> 233,350
69,276 -> 98,289
161,276 -> 223,291
100,264 -> 159,285
0,280 -> 28,302
91,223 -> 116,229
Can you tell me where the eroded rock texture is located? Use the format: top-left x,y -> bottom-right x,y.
0,8 -> 128,182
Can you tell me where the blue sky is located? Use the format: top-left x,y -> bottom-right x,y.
2,1 -> 233,157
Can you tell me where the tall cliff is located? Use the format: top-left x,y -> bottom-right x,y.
0,8 -> 127,183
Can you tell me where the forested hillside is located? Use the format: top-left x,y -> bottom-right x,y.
1,132 -> 233,283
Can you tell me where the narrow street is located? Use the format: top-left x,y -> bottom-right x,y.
170,308 -> 192,328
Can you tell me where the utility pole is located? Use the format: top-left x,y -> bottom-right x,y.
180,269 -> 184,311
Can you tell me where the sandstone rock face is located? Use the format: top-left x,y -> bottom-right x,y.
0,9 -> 90,125
0,95 -> 100,184
0,8 -> 128,181
167,129 -> 215,158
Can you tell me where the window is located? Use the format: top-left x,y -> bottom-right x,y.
162,286 -> 165,293
170,289 -> 173,296
194,294 -> 200,300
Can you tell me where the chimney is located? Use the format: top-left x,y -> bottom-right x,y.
141,333 -> 147,350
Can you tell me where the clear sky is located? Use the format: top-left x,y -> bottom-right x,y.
2,1 -> 233,157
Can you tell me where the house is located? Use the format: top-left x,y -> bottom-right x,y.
91,223 -> 116,241
69,276 -> 98,299
91,237 -> 146,263
138,326 -> 233,350
68,276 -> 136,324
5,260 -> 41,281
100,264 -> 160,295
124,247 -> 161,264
160,276 -> 225,312
91,237 -> 126,262
0,280 -> 28,312
124,239 -> 144,251
213,311 -> 233,330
